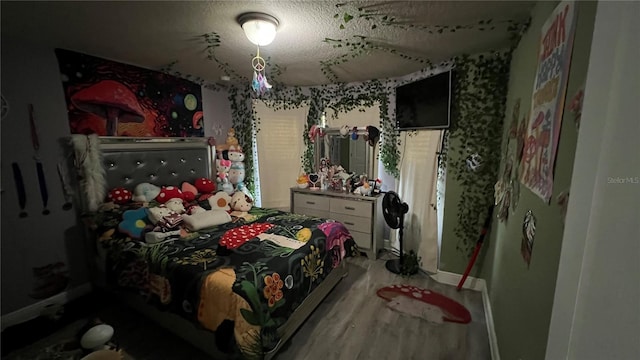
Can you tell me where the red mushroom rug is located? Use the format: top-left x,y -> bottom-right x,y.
376,285 -> 471,324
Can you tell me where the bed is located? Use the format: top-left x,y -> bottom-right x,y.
80,137 -> 357,359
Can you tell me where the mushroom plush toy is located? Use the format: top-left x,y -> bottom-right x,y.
194,178 -> 215,194
107,187 -> 132,205
155,186 -> 183,204
181,182 -> 198,202
70,80 -> 145,136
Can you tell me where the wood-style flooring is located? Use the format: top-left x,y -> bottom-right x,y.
275,256 -> 490,360
3,256 -> 489,360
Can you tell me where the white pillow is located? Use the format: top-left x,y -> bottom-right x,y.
182,210 -> 231,231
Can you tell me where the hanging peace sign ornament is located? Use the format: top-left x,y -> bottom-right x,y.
250,48 -> 272,96
252,55 -> 266,72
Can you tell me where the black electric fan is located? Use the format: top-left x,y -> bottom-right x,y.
382,191 -> 416,275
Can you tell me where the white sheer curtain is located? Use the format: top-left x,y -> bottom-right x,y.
396,130 -> 443,273
253,100 -> 309,210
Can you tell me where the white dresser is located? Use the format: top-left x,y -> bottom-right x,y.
290,188 -> 384,259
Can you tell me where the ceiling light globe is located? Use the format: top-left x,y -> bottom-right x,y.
242,19 -> 277,46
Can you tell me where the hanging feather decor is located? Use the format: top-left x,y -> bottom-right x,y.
70,134 -> 105,212
251,46 -> 272,96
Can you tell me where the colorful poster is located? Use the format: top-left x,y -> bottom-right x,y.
519,2 -> 576,202
55,49 -> 204,137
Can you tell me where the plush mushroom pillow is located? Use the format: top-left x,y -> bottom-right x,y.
108,187 -> 132,204
155,186 -> 183,204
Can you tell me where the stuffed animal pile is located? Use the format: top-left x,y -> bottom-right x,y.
107,178 -> 255,244
215,128 -> 247,194
101,127 -> 258,244
105,158 -> 256,242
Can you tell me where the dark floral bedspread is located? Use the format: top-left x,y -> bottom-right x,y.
94,203 -> 358,358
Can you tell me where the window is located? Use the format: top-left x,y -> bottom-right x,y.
253,100 -> 309,210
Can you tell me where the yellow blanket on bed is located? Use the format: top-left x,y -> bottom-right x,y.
197,268 -> 260,352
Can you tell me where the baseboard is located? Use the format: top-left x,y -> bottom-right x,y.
429,270 -> 485,291
481,282 -> 500,360
430,270 -> 500,360
1,282 -> 93,330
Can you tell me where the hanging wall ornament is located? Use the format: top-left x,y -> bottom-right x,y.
494,179 -> 506,206
497,184 -> 512,220
569,87 -> 584,130
509,98 -> 521,139
466,153 -> 482,172
516,113 -> 528,170
521,210 -> 536,267
511,176 -> 520,213
495,158 -> 513,221
250,46 -> 272,96
556,189 -> 570,224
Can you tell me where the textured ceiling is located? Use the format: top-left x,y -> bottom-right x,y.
1,1 -> 533,86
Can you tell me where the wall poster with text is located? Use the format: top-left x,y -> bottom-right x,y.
55,49 -> 204,137
519,2 -> 576,203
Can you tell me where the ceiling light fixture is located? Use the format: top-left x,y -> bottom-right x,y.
237,12 -> 279,46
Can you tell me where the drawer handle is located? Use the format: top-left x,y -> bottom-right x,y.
344,221 -> 355,226
306,201 -> 316,205
344,206 -> 356,210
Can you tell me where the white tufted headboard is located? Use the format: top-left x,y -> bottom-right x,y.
99,137 -> 213,189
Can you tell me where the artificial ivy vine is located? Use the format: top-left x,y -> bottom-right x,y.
227,85 -> 257,195
225,78 -> 403,179
448,51 -> 512,254
302,89 -> 322,174
334,2 -> 527,35
155,6 -> 528,258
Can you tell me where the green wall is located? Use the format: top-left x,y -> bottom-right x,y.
441,1 -> 597,359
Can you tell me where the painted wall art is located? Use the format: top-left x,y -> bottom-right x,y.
519,1 -> 576,203
55,49 -> 204,137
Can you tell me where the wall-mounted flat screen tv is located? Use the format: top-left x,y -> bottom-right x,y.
396,70 -> 453,130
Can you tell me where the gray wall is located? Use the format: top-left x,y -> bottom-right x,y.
0,37 -> 231,315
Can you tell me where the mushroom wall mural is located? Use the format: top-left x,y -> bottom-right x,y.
55,49 -> 204,137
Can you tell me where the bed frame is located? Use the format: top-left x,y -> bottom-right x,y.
88,137 -> 348,359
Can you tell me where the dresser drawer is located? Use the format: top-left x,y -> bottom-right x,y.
332,213 -> 371,234
294,207 -> 330,219
330,198 -> 372,218
294,193 -> 330,211
350,230 -> 371,250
